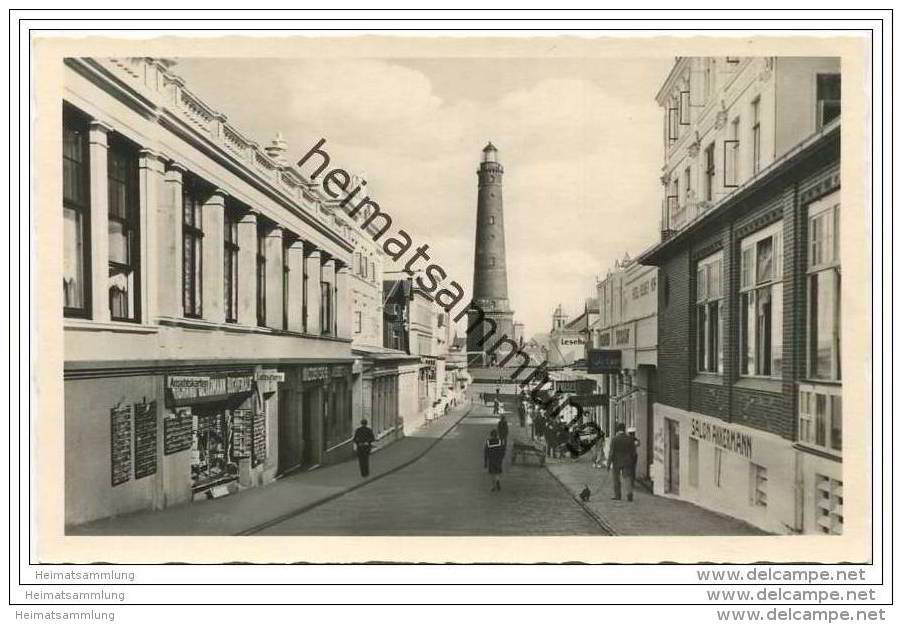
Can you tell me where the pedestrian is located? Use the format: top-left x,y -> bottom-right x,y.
484,429 -> 505,491
533,409 -> 545,444
492,398 -> 500,417
558,418 -> 572,458
526,403 -> 534,440
352,419 -> 376,478
518,401 -> 527,428
607,422 -> 637,501
544,417 -> 558,458
497,414 -> 509,444
628,427 -> 641,484
592,430 -> 608,469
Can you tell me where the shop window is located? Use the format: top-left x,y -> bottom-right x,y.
696,251 -> 724,373
223,209 -> 239,323
688,438 -> 699,487
182,180 -> 204,318
816,74 -> 841,129
815,475 -> 843,535
807,194 -> 841,380
740,222 -> 784,378
750,463 -> 768,508
63,107 -> 91,317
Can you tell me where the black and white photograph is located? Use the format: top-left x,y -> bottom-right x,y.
18,16 -> 888,601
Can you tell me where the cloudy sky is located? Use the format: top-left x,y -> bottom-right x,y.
175,55 -> 673,338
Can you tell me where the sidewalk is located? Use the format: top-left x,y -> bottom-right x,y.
510,425 -> 768,536
69,403 -> 473,536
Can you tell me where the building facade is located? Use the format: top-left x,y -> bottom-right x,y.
547,301 -> 596,368
62,57 -> 356,527
640,56 -> 842,534
591,255 -> 658,481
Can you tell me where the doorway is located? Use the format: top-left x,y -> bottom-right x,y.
277,389 -> 301,476
301,387 -> 322,468
666,418 -> 680,495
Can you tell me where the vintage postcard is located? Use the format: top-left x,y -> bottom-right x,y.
31,32 -> 872,564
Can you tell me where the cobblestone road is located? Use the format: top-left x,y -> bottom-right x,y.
257,407 -> 606,535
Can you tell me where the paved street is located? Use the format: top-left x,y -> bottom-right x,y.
255,404 -> 606,535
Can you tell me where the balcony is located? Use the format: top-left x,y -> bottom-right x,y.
660,195 -> 712,239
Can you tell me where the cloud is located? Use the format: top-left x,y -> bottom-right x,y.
173,57 -> 666,338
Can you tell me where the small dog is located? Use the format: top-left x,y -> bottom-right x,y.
579,485 -> 591,502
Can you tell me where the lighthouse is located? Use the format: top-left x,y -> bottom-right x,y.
467,142 -> 515,365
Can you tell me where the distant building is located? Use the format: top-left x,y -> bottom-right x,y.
547,300 -> 597,368
641,56 -> 841,534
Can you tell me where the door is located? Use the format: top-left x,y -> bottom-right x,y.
277,389 -> 301,475
667,418 -> 680,494
301,388 -> 321,468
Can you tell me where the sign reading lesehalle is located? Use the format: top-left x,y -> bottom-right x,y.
587,349 -> 622,374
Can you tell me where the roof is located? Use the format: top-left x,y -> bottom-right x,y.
352,345 -> 420,362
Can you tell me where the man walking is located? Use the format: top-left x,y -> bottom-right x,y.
497,414 -> 509,445
607,422 -> 637,501
518,400 -> 527,428
353,419 -> 376,478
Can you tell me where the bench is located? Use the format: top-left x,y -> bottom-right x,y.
511,442 -> 546,466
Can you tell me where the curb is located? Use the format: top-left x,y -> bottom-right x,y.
542,461 -> 619,536
236,405 -> 474,536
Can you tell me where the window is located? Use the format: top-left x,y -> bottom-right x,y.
751,97 -> 762,175
301,248 -> 308,333
488,216 -> 495,225
807,194 -> 841,380
696,251 -> 724,373
256,226 -> 266,326
704,142 -> 716,201
683,166 -> 692,204
107,137 -> 141,322
320,278 -> 332,335
816,74 -> 841,129
750,463 -> 768,508
799,384 -> 842,454
223,210 -> 239,323
815,475 -> 843,535
704,58 -> 714,102
679,89 -> 690,125
282,239 -> 291,330
354,310 -> 362,334
713,447 -> 724,487
740,222 -> 784,377
182,181 -> 204,318
370,260 -> 376,283
725,116 -> 740,187
63,108 -> 91,317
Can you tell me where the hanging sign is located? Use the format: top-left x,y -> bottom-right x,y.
164,408 -> 193,455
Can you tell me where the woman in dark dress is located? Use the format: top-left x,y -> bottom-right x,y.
484,429 -> 506,492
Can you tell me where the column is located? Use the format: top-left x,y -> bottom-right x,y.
287,240 -> 305,332
305,250 -> 322,335
158,162 -> 186,319
264,225 -> 284,329
138,149 -> 166,322
88,120 -> 112,322
321,256 -> 336,336
201,189 -> 227,324
335,261 -> 351,340
235,210 -> 258,326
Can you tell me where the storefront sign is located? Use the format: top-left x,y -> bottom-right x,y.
302,366 -> 330,382
332,366 -> 350,378
164,409 -> 193,455
110,404 -> 132,487
569,393 -> 607,407
555,379 -> 597,394
231,409 -> 253,459
587,349 -> 622,374
133,401 -> 158,479
166,374 -> 254,406
560,337 -> 585,346
252,410 -> 266,467
690,417 -> 753,459
255,370 -> 285,383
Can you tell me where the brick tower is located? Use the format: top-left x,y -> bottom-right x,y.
467,142 -> 515,365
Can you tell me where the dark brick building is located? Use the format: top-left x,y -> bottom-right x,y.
640,57 -> 842,534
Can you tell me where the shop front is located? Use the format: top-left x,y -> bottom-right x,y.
651,403 -> 797,534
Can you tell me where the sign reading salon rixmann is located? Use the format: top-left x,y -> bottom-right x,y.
689,417 -> 753,459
